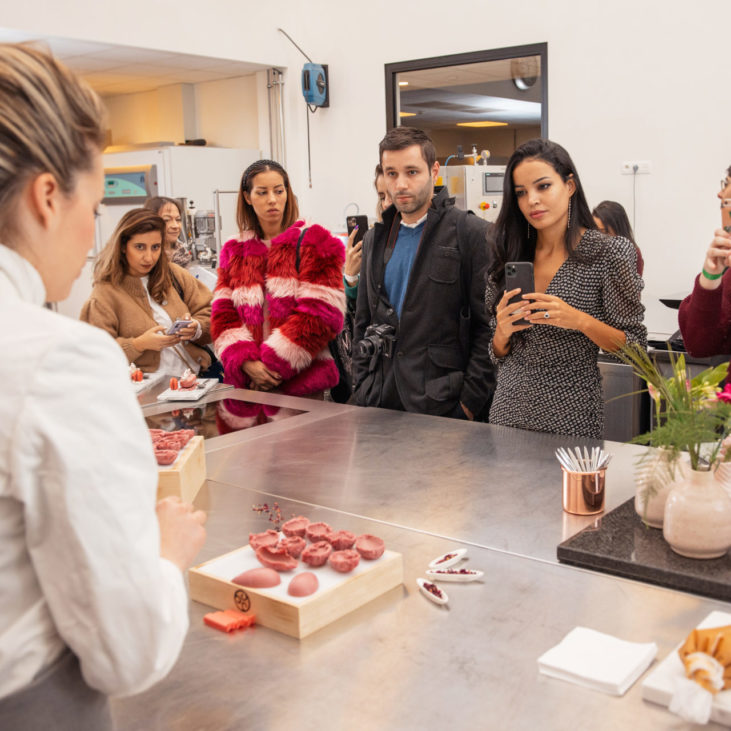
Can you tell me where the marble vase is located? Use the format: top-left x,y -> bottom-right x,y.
663,468 -> 731,559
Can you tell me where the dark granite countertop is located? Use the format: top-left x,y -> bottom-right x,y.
558,498 -> 731,602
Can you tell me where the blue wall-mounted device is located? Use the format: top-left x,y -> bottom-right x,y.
301,63 -> 329,107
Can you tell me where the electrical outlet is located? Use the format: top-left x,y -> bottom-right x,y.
621,160 -> 652,175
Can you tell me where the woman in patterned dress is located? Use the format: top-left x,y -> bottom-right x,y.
485,139 -> 646,438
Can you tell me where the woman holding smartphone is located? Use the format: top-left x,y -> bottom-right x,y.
81,208 -> 212,376
211,159 -> 345,428
485,138 -> 646,438
678,169 -> 731,380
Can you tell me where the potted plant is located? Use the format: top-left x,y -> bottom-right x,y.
618,344 -> 731,557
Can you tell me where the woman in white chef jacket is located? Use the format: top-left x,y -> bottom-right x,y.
0,44 -> 207,729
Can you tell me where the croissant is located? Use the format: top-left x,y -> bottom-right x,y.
678,626 -> 731,694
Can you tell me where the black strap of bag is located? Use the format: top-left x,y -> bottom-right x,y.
169,268 -> 223,380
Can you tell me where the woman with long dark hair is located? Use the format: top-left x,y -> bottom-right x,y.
485,139 -> 646,438
81,207 -> 212,376
592,200 -> 644,275
144,196 -> 192,268
211,159 -> 345,428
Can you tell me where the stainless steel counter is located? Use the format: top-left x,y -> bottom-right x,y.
114,392 -> 730,730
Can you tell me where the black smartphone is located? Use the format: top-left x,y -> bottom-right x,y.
346,215 -> 368,245
505,262 -> 535,326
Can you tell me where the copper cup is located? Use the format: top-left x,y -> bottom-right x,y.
561,467 -> 606,515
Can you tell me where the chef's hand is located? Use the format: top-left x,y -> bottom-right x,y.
522,292 -> 587,331
344,228 -> 363,278
699,228 -> 731,290
156,496 -> 207,571
176,313 -> 199,341
243,360 -> 283,390
133,325 -> 180,352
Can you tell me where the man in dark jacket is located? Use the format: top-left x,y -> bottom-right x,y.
352,127 -> 494,419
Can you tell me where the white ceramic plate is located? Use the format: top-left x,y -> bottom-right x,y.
417,578 -> 449,605
428,548 -> 467,570
156,378 -> 219,402
425,568 -> 484,583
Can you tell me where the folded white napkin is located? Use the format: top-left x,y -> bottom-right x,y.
538,626 -> 657,696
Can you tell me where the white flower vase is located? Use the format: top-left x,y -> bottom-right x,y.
634,448 -> 686,528
663,468 -> 731,559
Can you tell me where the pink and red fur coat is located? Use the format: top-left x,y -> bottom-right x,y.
211,221 -> 345,428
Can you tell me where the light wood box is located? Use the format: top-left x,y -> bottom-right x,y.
189,545 -> 404,639
157,435 -> 206,504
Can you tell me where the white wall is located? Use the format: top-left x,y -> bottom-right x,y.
194,75 -> 259,148
103,75 -> 260,149
2,0 -> 731,333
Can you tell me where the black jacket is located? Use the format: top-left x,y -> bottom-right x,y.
352,189 -> 494,418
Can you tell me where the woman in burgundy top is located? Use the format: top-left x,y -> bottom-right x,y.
678,168 -> 731,380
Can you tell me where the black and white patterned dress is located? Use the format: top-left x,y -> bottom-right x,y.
485,231 -> 646,439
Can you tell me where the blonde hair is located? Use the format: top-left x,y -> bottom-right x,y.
94,208 -> 170,304
0,43 -> 106,240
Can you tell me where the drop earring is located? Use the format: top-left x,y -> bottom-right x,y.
567,197 -> 572,228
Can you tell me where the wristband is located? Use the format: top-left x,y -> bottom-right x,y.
702,267 -> 728,281
344,273 -> 360,285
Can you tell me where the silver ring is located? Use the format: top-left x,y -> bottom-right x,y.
544,311 -> 550,319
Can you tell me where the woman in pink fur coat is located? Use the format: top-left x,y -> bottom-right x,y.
211,159 -> 345,428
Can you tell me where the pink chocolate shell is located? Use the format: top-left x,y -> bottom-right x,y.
281,516 -> 310,538
249,529 -> 280,551
328,549 -> 360,573
288,572 -> 319,597
330,530 -> 356,550
301,540 -> 332,567
305,522 -> 333,544
355,534 -> 385,560
232,567 -> 281,588
282,536 -> 306,559
255,545 -> 298,571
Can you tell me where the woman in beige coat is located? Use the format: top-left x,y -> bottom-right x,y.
81,208 -> 212,375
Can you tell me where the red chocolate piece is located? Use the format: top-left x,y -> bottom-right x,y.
355,534 -> 385,560
204,610 -> 255,633
328,549 -> 360,573
301,540 -> 332,567
306,522 -> 333,544
282,536 -> 306,559
255,545 -> 298,571
330,530 -> 356,550
282,516 -> 310,538
288,572 -> 319,597
155,449 -> 177,465
248,529 -> 280,551
232,568 -> 281,588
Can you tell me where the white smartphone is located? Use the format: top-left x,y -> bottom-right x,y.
166,319 -> 193,336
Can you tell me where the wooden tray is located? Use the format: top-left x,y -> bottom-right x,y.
157,435 -> 206,504
189,544 -> 403,639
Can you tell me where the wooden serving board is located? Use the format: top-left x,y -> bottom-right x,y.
157,435 -> 206,504
189,544 -> 403,639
